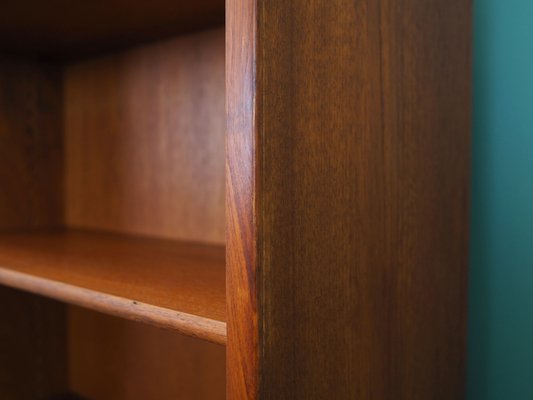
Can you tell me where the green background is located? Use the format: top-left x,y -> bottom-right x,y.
468,0 -> 533,398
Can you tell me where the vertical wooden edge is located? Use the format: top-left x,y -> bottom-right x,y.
226,0 -> 259,399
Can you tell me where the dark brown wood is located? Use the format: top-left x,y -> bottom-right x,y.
0,229 -> 226,344
65,28 -> 225,245
0,57 -> 68,399
0,58 -> 63,231
48,393 -> 88,400
0,0 -> 224,59
68,307 -> 225,400
226,0 -> 258,398
0,0 -> 471,396
227,0 -> 471,398
0,288 -> 67,399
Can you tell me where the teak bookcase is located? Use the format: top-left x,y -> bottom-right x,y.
0,1 -> 471,399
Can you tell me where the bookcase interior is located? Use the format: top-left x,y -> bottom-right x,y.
0,2 -> 226,398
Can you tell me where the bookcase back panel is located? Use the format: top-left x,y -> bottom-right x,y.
68,307 -> 225,400
64,28 -> 225,244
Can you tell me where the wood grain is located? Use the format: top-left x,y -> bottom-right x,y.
227,0 -> 471,398
0,0 -> 224,59
0,229 -> 226,344
0,28 -> 228,398
64,28 -> 225,245
68,307 -> 225,400
0,57 -> 63,230
0,57 -> 68,399
226,0 -> 258,398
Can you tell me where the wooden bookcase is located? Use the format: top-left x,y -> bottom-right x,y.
0,1 -> 471,399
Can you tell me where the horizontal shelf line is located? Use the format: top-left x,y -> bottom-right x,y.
0,230 -> 226,345
0,267 -> 226,345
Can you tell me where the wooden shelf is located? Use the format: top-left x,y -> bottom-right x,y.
0,230 -> 226,344
0,0 -> 224,59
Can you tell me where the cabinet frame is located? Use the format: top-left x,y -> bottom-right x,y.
227,0 -> 472,398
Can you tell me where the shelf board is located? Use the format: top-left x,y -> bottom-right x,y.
0,229 -> 226,344
0,0 -> 224,59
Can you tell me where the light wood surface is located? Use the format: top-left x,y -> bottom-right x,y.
227,0 -> 471,398
0,230 -> 226,344
65,28 -> 225,245
0,0 -> 224,59
69,307 -> 225,400
226,0 -> 258,398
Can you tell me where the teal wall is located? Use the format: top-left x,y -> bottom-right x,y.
468,0 -> 533,398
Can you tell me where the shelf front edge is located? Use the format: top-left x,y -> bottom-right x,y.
0,266 -> 227,345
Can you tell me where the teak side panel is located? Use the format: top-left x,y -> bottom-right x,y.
0,59 -> 67,399
227,0 -> 471,399
226,0 -> 258,398
69,307 -> 226,400
65,28 -> 225,245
